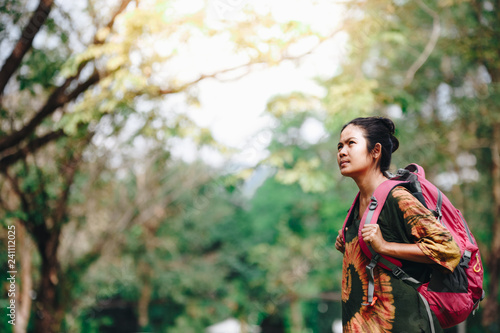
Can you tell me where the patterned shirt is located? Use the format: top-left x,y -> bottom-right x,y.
342,186 -> 461,333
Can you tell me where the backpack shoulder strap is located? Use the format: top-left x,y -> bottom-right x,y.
357,179 -> 423,306
358,179 -> 408,270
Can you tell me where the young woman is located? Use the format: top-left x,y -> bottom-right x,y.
334,117 -> 461,332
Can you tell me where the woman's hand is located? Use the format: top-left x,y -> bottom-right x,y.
362,224 -> 437,264
361,224 -> 387,253
335,229 -> 345,254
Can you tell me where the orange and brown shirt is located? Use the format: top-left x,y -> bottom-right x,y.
341,186 -> 461,333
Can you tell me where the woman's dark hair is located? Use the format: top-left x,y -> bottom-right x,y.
341,116 -> 399,173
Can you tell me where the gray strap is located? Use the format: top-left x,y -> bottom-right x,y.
378,257 -> 421,286
362,196 -> 380,307
364,196 -> 378,225
436,189 -> 443,224
364,244 -> 422,305
418,293 -> 436,333
363,254 -> 379,306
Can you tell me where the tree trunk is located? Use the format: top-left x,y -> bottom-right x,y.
289,296 -> 304,333
482,123 -> 500,328
34,230 -> 64,333
14,222 -> 33,333
239,318 -> 248,333
138,278 -> 152,329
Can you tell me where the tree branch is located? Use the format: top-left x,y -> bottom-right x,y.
158,26 -> 343,94
0,69 -> 100,154
403,0 -> 441,87
157,62 -> 266,95
0,129 -> 66,169
0,0 -> 129,154
94,0 -> 133,44
0,0 -> 54,98
53,132 -> 94,226
2,169 -> 33,235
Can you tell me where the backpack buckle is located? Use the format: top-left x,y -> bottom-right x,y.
369,197 -> 378,210
392,266 -> 405,279
362,296 -> 378,307
396,168 -> 409,177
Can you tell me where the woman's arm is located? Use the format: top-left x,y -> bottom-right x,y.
361,224 -> 435,264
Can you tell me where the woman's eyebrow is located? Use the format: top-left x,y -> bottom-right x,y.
339,136 -> 357,143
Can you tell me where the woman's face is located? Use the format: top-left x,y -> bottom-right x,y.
337,124 -> 374,178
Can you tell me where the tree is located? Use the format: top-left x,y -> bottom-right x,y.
0,0 -> 326,331
260,0 -> 500,330
236,101 -> 358,331
60,149 -> 238,331
335,1 -> 500,329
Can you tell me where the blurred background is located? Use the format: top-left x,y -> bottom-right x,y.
0,0 -> 499,332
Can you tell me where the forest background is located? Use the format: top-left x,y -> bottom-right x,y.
0,0 -> 499,332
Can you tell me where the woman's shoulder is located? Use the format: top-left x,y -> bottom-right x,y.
385,185 -> 431,216
389,185 -> 412,198
387,185 -> 421,205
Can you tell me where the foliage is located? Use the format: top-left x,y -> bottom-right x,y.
1,0 -> 500,332
0,0 -> 328,332
259,0 -> 500,331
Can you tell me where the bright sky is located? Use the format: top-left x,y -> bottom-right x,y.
13,0 -> 347,169
169,0 -> 347,167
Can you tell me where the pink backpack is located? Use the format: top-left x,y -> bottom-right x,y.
342,163 -> 484,330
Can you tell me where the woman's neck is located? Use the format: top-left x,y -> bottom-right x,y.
354,170 -> 388,201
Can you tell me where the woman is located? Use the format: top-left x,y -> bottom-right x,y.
334,117 -> 461,332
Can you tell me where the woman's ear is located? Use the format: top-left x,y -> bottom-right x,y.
372,143 -> 382,160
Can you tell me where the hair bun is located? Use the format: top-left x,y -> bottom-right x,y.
378,117 -> 395,134
390,134 -> 399,153
377,117 -> 398,152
